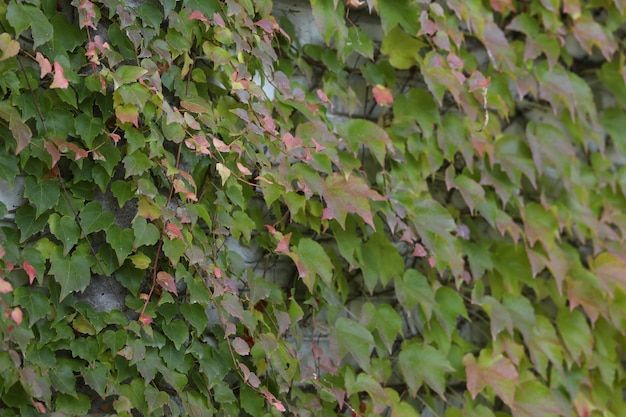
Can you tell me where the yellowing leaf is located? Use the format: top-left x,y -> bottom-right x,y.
0,33 -> 19,62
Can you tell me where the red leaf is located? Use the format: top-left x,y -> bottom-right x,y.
23,261 -> 36,284
165,223 -> 184,240
0,278 -> 13,294
157,271 -> 178,296
189,10 -> 208,22
10,307 -> 22,326
255,19 -> 275,33
412,243 -> 427,257
50,62 -> 69,89
77,0 -> 97,29
276,233 -> 292,254
34,52 -> 52,78
139,313 -> 153,325
213,12 -> 225,28
232,337 -> 251,356
261,389 -> 286,412
236,162 -> 252,175
372,85 -> 394,106
212,136 -> 230,152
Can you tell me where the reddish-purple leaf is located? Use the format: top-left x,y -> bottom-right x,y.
10,114 -> 32,154
189,10 -> 208,22
276,233 -> 291,254
157,271 -> 178,296
232,337 -> 251,356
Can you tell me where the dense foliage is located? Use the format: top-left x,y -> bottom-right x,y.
0,0 -> 625,415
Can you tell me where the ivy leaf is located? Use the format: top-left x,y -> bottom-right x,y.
7,2 -> 53,48
48,214 -> 80,255
15,206 -> 49,242
50,246 -> 92,301
116,103 -> 139,127
339,119 -> 393,166
372,85 -> 393,107
232,337 -> 251,356
512,381 -> 563,417
132,217 -> 160,248
293,238 -> 334,291
322,173 -> 385,230
334,317 -> 374,371
463,352 -> 518,407
398,344 -> 454,399
395,269 -> 436,319
23,177 -> 61,218
556,308 -> 592,366
381,26 -> 425,69
50,62 -> 69,89
361,231 -> 404,291
162,319 -> 188,350
105,225 -> 134,265
13,287 -> 49,326
79,202 -> 115,235
156,271 -> 178,296
0,33 -> 19,62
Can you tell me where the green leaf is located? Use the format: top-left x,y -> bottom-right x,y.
371,304 -> 402,353
556,308 -> 592,365
105,225 -> 134,265
339,119 -> 392,167
123,151 -> 154,177
181,303 -> 209,332
7,2 -> 53,48
132,216 -> 160,248
115,66 -> 148,85
23,177 -> 61,218
394,88 -> 440,138
162,319 -> 189,350
15,205 -> 49,242
75,114 -> 103,148
79,201 -> 115,235
310,0 -> 346,46
294,238 -> 334,291
512,381 -> 563,417
50,360 -> 78,397
399,344 -> 454,398
395,269 -> 436,319
378,0 -> 419,34
334,317 -> 374,371
81,362 -> 109,399
361,231 -> 404,291
48,214 -> 80,255
381,26 -> 426,70
50,246 -> 92,301
13,287 -> 49,327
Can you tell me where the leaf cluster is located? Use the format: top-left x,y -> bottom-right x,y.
0,0 -> 624,416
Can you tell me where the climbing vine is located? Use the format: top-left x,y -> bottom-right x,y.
0,0 -> 625,416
